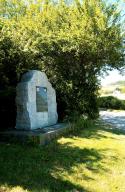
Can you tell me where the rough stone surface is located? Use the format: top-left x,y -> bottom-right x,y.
16,70 -> 58,130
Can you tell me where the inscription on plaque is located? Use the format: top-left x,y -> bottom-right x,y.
36,86 -> 48,112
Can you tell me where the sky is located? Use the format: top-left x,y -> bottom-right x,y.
101,70 -> 125,86
100,0 -> 125,86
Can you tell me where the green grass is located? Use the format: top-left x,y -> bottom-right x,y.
0,122 -> 125,192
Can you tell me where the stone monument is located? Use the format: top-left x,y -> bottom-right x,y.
15,70 -> 58,130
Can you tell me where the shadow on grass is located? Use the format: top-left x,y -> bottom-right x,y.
72,120 -> 125,140
0,139 -> 106,192
103,124 -> 125,135
0,120 -> 124,191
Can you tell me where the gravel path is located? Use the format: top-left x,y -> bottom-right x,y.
100,110 -> 125,129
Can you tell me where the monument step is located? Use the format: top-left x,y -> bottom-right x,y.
0,123 -> 70,145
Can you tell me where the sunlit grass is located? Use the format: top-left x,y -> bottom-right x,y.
0,122 -> 125,192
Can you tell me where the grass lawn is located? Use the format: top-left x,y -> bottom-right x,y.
0,122 -> 125,192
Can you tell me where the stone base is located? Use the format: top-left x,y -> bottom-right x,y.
0,123 -> 70,145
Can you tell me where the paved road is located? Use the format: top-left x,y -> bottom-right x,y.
100,110 -> 125,129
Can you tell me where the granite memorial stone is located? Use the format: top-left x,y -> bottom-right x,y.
16,70 -> 58,130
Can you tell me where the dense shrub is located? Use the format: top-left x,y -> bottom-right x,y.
98,96 -> 125,110
0,87 -> 16,130
0,36 -> 35,129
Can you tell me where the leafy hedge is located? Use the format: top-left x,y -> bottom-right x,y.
98,96 -> 125,110
0,87 -> 16,130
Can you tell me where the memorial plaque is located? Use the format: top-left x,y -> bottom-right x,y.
36,86 -> 48,112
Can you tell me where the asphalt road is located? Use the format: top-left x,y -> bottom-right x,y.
100,110 -> 125,129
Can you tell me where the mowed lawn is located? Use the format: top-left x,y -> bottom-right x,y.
0,123 -> 125,192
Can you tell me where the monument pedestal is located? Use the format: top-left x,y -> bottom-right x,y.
0,123 -> 70,145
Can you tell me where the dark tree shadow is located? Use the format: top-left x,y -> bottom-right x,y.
0,140 -> 106,192
0,118 -> 124,191
70,119 -> 125,140
97,119 -> 125,136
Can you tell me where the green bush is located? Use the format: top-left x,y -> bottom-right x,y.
68,116 -> 94,135
0,87 -> 16,130
98,96 -> 125,110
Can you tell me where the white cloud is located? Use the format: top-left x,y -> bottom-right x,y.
101,69 -> 125,86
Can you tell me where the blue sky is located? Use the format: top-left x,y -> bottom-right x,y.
100,0 -> 125,86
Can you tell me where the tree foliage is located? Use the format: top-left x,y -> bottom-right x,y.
0,0 -> 124,127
